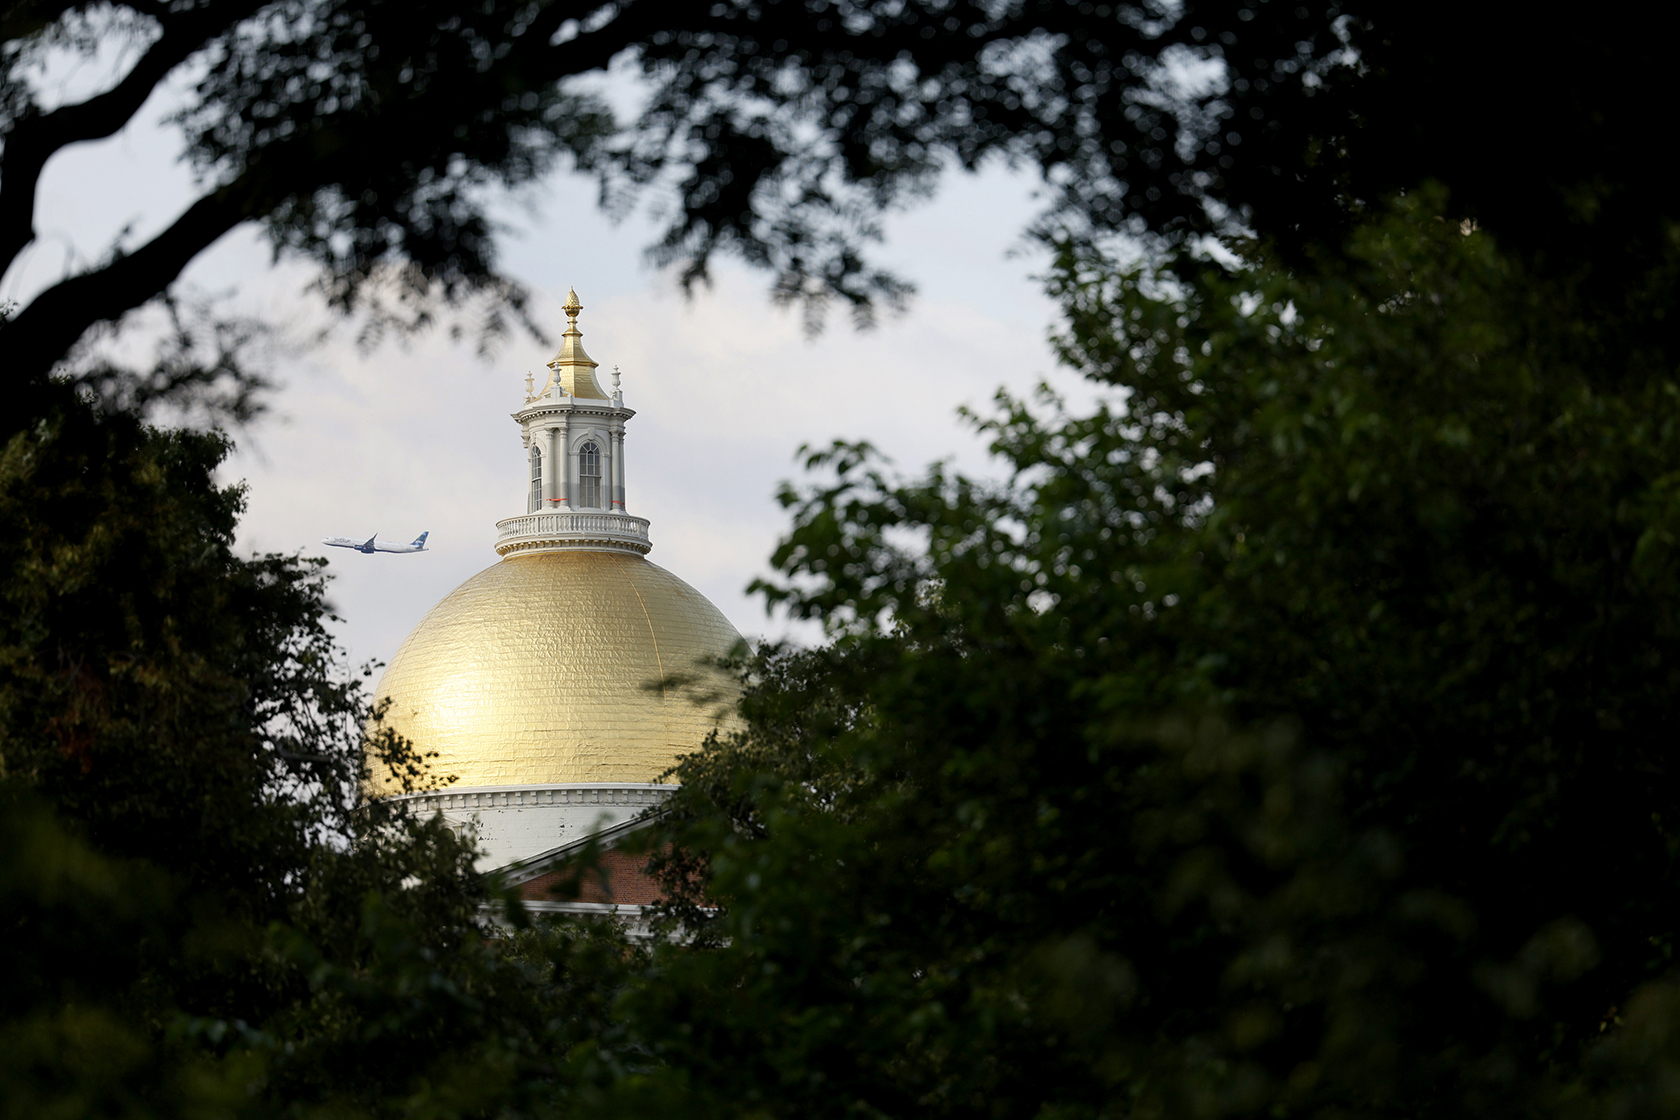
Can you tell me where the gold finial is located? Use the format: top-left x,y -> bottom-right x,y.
545,286 -> 608,399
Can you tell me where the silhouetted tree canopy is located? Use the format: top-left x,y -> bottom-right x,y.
7,5 -> 1680,1116
0,385 -> 642,1117
4,0 -> 1675,406
629,191 -> 1680,1120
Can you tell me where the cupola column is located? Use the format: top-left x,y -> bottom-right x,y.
609,367 -> 627,511
613,427 -> 627,510
602,431 -> 615,512
558,414 -> 571,507
545,426 -> 561,506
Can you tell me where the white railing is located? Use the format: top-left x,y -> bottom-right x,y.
391,782 -> 675,812
495,510 -> 652,555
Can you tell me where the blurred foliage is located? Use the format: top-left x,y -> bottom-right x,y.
7,1 -> 1680,1112
0,790 -> 261,1120
11,131 -> 1680,1120
0,781 -> 645,1120
5,0 -> 1676,393
629,190 -> 1680,1118
0,386 -> 645,1118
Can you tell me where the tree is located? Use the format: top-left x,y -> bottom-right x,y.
0,791 -> 261,1120
1,772 -> 646,1120
0,381 -> 622,1117
7,2 -> 1678,1113
616,188 -> 1680,1118
5,0 -> 1675,404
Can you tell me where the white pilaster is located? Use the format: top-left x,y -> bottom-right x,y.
544,426 -> 559,506
614,428 -> 627,510
603,428 -> 615,511
558,414 -> 571,507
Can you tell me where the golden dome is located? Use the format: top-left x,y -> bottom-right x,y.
373,550 -> 742,790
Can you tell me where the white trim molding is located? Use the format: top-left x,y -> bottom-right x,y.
494,510 -> 652,556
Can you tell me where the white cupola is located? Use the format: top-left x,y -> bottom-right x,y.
496,289 -> 650,558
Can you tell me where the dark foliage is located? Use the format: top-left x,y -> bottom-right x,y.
0,383 -> 478,933
629,192 -> 1680,1119
6,0 -> 1673,399
6,3 -> 1680,1115
0,386 -> 645,1118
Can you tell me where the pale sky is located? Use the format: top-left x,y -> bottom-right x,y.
11,71 -> 1094,677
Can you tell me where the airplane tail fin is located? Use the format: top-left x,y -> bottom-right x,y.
412,531 -> 429,548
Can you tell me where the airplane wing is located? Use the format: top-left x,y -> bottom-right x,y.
362,534 -> 378,550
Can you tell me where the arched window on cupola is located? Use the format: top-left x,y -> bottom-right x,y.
529,445 -> 543,513
578,441 -> 602,508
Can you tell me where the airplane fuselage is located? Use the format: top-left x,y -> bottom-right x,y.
323,531 -> 429,554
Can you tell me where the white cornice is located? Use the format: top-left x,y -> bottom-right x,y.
513,399 -> 634,423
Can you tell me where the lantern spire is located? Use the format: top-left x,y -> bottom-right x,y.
545,288 -> 608,399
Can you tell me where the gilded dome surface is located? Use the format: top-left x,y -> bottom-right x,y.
373,550 -> 742,790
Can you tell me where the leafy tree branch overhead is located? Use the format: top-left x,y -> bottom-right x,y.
4,0 -> 1672,409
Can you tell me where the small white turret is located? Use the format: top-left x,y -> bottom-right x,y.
497,290 -> 648,558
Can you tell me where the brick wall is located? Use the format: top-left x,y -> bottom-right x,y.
518,847 -> 664,905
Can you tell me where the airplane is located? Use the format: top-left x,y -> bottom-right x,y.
322,531 -> 429,555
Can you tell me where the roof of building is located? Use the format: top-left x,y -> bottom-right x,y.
372,548 -> 742,791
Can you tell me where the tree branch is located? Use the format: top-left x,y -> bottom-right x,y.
515,2 -> 636,92
3,165 -> 270,388
0,0 -> 261,277
0,1 -> 84,48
